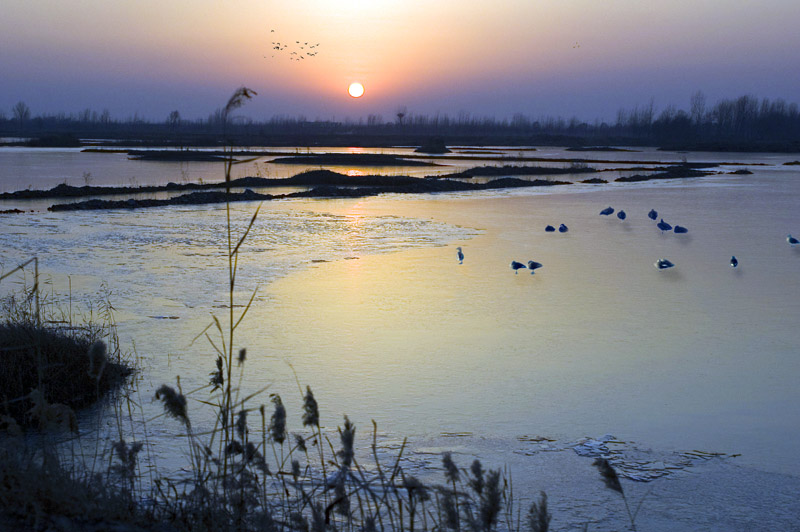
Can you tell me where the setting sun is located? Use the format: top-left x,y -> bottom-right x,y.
348,82 -> 365,98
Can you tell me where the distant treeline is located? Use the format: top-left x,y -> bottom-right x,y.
1,92 -> 799,151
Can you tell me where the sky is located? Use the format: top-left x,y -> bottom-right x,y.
2,0 -> 800,123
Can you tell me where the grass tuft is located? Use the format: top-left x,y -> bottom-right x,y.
0,309 -> 132,426
154,384 -> 189,428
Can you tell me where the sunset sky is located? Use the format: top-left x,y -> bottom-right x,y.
2,0 -> 799,122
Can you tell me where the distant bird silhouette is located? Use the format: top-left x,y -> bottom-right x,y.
674,225 -> 688,234
657,219 -> 672,232
617,210 -> 626,220
730,256 -> 738,268
648,209 -> 658,220
545,225 -> 556,232
510,261 -> 527,274
456,247 -> 464,264
655,258 -> 675,270
527,260 -> 543,273
558,223 -> 568,233
600,206 -> 614,216
267,33 -> 321,61
788,234 -> 799,245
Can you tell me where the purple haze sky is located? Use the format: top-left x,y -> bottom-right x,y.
2,0 -> 799,123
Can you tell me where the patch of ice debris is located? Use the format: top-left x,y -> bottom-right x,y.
513,434 -> 737,482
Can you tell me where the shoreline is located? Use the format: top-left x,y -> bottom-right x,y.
0,164 -> 716,212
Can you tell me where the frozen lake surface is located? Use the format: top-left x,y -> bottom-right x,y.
1,146 -> 799,530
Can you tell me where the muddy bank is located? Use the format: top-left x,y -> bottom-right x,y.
0,171 -> 423,200
127,150 -> 230,161
614,165 -> 712,182
47,173 -> 573,211
439,165 -> 596,179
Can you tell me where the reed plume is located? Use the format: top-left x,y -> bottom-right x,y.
223,87 -> 257,122
469,459 -> 485,494
302,385 -> 319,427
154,384 -> 189,428
268,394 -> 286,444
479,469 -> 502,530
527,491 -> 551,532
209,355 -> 224,391
337,416 -> 355,469
592,457 -> 622,493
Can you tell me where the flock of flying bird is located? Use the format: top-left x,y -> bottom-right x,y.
266,29 -> 321,61
455,207 -> 800,273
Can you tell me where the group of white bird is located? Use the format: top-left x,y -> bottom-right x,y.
455,208 -> 799,274
456,247 -> 543,275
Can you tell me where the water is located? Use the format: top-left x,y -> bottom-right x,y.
1,147 -> 799,529
2,144 -> 782,194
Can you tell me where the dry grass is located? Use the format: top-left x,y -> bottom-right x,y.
0,283 -> 133,426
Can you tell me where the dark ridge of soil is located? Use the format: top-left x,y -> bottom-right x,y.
414,138 -> 451,154
580,178 -> 608,184
0,170 -> 420,200
49,189 -> 275,211
4,162 -> 721,204
47,174 -> 573,211
614,165 -> 712,182
0,167 -> 566,201
127,150 -> 229,161
276,170 -> 421,187
438,165 -> 596,179
729,169 -> 753,175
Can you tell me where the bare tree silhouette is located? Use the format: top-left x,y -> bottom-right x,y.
12,101 -> 31,134
167,110 -> 181,129
396,105 -> 407,126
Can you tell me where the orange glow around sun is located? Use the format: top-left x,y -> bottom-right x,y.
348,82 -> 365,98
